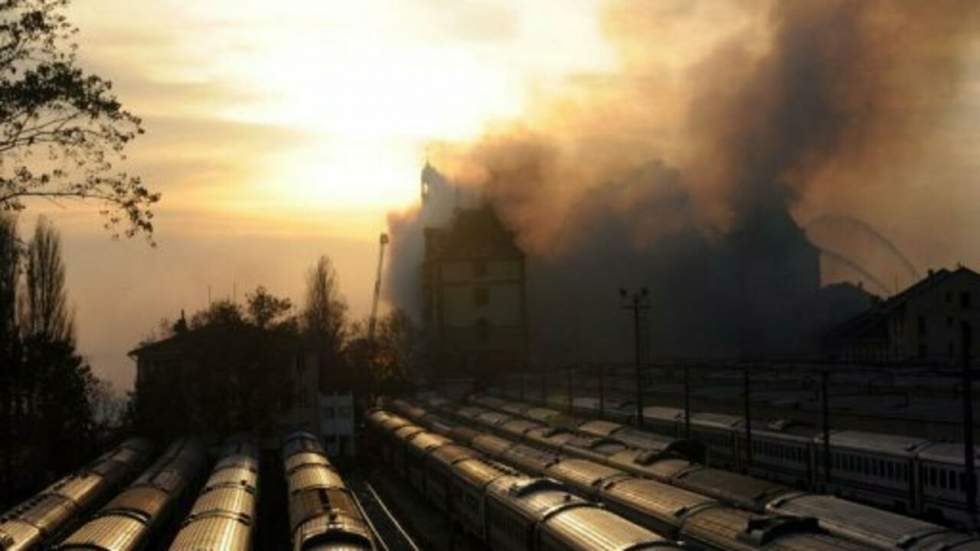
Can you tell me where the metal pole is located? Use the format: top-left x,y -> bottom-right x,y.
567,366 -> 574,414
743,366 -> 753,470
822,370 -> 832,486
598,364 -> 606,420
962,321 -> 976,521
684,364 -> 691,439
540,369 -> 546,403
634,295 -> 644,427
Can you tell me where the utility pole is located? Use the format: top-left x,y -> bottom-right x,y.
620,288 -> 650,427
567,366 -> 574,413
684,364 -> 691,438
962,321 -> 976,521
598,364 -> 606,420
743,366 -> 753,470
821,369 -> 832,486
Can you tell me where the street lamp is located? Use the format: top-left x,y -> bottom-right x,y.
620,287 -> 650,426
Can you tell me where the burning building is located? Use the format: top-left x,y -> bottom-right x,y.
418,167 -> 528,377
384,2 -> 977,370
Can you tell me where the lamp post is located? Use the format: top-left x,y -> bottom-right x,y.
620,287 -> 650,426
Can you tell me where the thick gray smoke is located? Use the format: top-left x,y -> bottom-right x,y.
386,0 -> 980,363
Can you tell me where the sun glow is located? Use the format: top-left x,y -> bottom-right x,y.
73,0 -> 617,215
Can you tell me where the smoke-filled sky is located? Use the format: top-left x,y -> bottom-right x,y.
18,1 -> 980,387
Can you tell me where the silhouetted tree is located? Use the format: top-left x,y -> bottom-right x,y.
22,333 -> 95,473
0,216 -> 101,504
246,285 -> 292,329
303,255 -> 348,377
0,0 -> 158,239
0,215 -> 20,496
343,309 -> 420,395
303,256 -> 347,343
190,299 -> 245,328
20,216 -> 73,342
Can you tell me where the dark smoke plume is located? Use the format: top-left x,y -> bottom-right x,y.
387,0 -> 979,363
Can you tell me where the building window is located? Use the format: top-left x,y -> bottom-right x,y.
473,287 -> 489,306
962,292 -> 972,309
473,260 -> 488,278
476,318 -> 489,342
918,316 -> 927,336
948,317 -> 954,328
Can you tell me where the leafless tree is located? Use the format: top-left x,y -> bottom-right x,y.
0,214 -> 19,496
20,216 -> 73,342
0,0 -> 158,240
303,255 -> 347,353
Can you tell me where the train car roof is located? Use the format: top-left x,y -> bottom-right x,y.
691,412 -> 744,429
915,442 -> 980,465
406,432 -> 451,454
471,433 -> 516,458
547,458 -> 628,492
486,476 -> 587,520
451,457 -> 513,489
541,504 -> 679,550
563,435 -> 629,458
819,431 -> 930,457
525,426 -> 578,447
621,456 -> 695,479
169,515 -> 251,551
766,492 -> 969,551
525,407 -> 562,422
500,401 -> 532,416
502,444 -> 561,473
578,419 -> 625,438
456,405 -> 486,419
601,476 -> 715,527
610,428 -> 683,453
572,397 -> 603,410
751,419 -> 823,441
672,467 -> 790,511
640,407 -> 685,422
429,444 -> 479,468
499,419 -> 543,437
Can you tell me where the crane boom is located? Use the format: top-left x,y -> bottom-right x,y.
368,232 -> 389,342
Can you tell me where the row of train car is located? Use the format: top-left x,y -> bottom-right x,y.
168,436 -> 259,551
0,438 -> 154,551
486,390 -> 980,526
391,397 -> 980,551
0,435 -> 268,551
367,408 -> 688,551
55,438 -> 207,550
282,430 -> 379,551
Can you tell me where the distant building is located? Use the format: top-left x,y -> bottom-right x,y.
422,205 -> 528,378
825,266 -> 980,362
129,324 -> 321,438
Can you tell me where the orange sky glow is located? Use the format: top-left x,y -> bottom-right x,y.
35,1 -> 618,388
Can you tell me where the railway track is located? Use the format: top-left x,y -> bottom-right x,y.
346,475 -> 423,551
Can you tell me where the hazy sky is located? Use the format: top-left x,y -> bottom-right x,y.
18,1 -> 980,390
19,1 -> 619,390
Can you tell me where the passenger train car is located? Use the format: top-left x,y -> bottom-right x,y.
0,438 -> 153,551
168,436 -> 259,551
367,409 -> 686,551
407,397 -> 980,551
511,395 -> 980,527
282,431 -> 378,551
55,438 -> 206,551
387,404 -> 892,551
